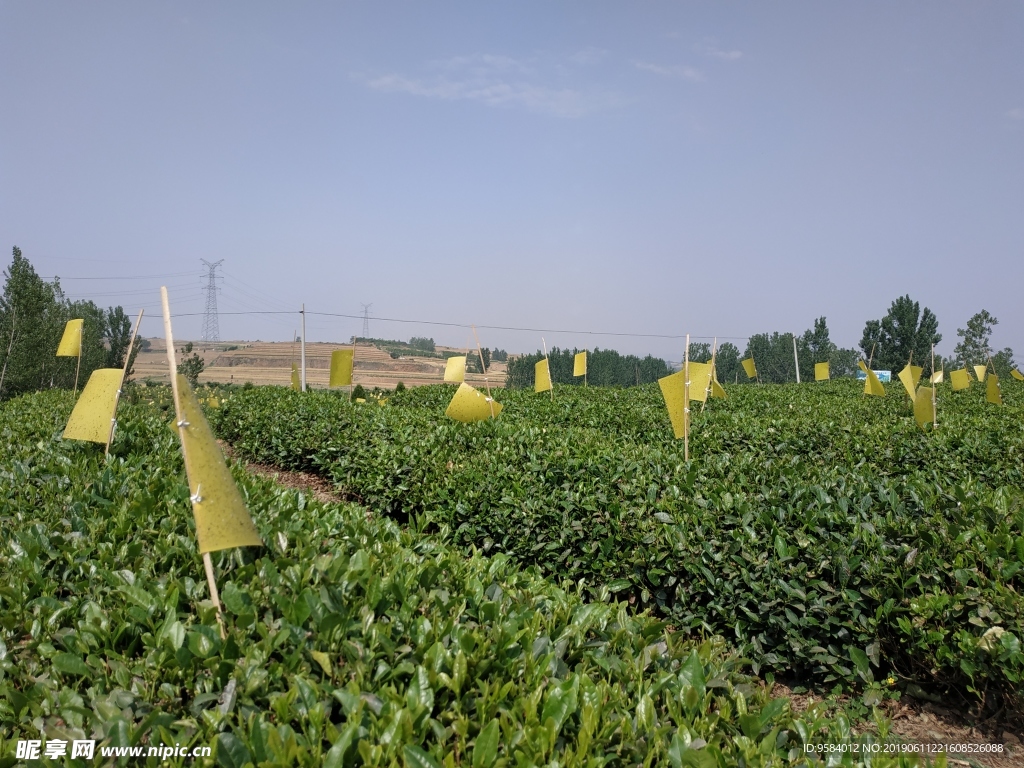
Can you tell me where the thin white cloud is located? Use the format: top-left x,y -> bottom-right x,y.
433,53 -> 532,75
694,39 -> 743,61
705,47 -> 743,61
631,60 -> 703,82
569,46 -> 608,65
1008,107 -> 1024,121
356,52 -> 620,118
360,75 -> 614,119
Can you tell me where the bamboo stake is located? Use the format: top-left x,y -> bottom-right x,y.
471,325 -> 496,419
542,337 -> 553,400
701,337 -> 717,413
351,333 -> 358,400
792,334 -> 800,384
0,305 -> 15,397
905,349 -> 916,405
867,343 -> 876,371
300,304 -> 306,392
683,334 -> 690,463
162,287 -> 227,640
106,309 -> 144,456
931,344 -> 937,430
73,323 -> 82,395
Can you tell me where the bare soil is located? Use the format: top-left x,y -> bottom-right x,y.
134,339 -> 505,390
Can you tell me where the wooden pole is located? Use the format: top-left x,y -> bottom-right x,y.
542,337 -> 553,401
161,287 -> 226,640
73,323 -> 82,395
471,325 -> 496,419
351,333 -> 357,400
792,334 -> 800,384
867,343 -> 876,371
701,337 -> 717,413
106,309 -> 144,456
0,305 -> 15,397
683,334 -> 690,463
931,344 -> 937,430
300,304 -> 307,392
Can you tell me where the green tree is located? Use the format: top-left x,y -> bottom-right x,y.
859,320 -> 882,364
953,309 -> 996,366
860,295 -> 941,373
744,332 -> 798,384
409,336 -> 435,353
177,342 -> 204,387
104,306 -> 142,378
0,246 -> 66,398
715,342 -> 741,384
954,310 -> 1016,378
505,347 -> 671,389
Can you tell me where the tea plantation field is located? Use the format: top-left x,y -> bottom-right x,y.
2,389 -> 899,767
211,380 -> 1024,723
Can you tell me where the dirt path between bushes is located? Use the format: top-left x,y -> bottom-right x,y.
223,445 -> 1022,767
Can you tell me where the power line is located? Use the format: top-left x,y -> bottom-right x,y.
38,271 -> 197,280
200,260 -> 224,342
145,308 -> 748,341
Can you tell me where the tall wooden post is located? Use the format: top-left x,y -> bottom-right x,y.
162,287 -> 226,639
683,334 -> 690,463
300,304 -> 307,392
106,309 -> 144,456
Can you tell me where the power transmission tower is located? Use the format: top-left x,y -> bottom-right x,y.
361,303 -> 372,339
201,259 -> 224,343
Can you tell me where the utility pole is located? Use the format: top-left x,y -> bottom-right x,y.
300,303 -> 306,392
200,260 -> 224,343
360,303 -> 372,339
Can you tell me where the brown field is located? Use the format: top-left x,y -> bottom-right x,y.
132,339 -> 507,390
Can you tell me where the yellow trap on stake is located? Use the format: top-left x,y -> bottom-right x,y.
62,369 -> 122,443
177,374 -> 263,554
657,370 -> 687,439
445,382 -> 502,423
329,349 -> 354,387
56,319 -> 83,357
444,356 -> 466,383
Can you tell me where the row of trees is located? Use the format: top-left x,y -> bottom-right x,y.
0,247 -> 142,400
505,347 -> 672,389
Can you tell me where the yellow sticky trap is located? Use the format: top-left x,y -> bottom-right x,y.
573,352 -> 587,377
987,374 -> 1002,405
56,319 -> 83,357
898,365 -> 923,399
931,370 -> 944,384
950,369 -> 971,391
741,358 -> 757,379
1011,369 -> 1024,381
208,397 -> 220,409
176,375 -> 262,554
291,363 -> 300,391
688,362 -> 713,403
858,361 -> 885,396
914,387 -> 935,429
444,356 -> 466,383
445,382 -> 502,422
330,349 -> 354,387
62,368 -> 122,443
535,358 -> 552,393
711,377 -> 727,399
973,365 -> 987,383
658,371 -> 687,439
815,362 -> 830,382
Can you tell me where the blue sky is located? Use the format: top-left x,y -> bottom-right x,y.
2,2 -> 1022,362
